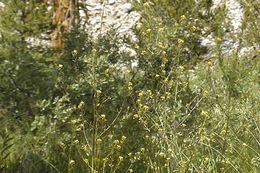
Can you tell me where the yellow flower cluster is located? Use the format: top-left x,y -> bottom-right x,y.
177,39 -> 184,46
191,26 -> 197,32
128,82 -> 133,92
158,27 -> 164,33
180,15 -> 187,21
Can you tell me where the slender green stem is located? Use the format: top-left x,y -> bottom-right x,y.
91,49 -> 98,173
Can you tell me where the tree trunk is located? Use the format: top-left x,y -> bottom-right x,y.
51,0 -> 79,48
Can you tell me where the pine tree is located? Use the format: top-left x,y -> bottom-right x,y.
0,1 -> 56,170
0,0 -> 54,118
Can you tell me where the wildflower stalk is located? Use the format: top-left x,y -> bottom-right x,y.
91,48 -> 98,173
90,2 -> 107,172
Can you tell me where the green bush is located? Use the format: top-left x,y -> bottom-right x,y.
0,0 -> 259,173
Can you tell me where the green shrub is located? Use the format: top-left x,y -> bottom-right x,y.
0,0 -> 259,173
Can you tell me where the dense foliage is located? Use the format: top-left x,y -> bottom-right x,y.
0,0 -> 259,173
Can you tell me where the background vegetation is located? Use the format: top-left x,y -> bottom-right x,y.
0,0 -> 259,172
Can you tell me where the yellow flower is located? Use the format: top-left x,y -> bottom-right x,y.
113,139 -> 120,145
92,48 -> 97,53
119,156 -> 124,161
71,119 -> 77,124
110,64 -> 116,71
138,92 -> 144,97
158,42 -> 164,49
141,50 -> 146,55
133,114 -> 139,119
146,28 -> 151,33
158,27 -> 164,33
216,37 -> 222,42
181,123 -> 186,127
128,82 -> 133,91
82,144 -> 88,151
59,142 -> 65,147
167,148 -> 173,153
177,39 -> 184,46
158,152 -> 165,157
161,70 -> 166,75
162,51 -> 166,55
143,105 -> 149,111
108,134 -> 113,139
78,101 -> 85,109
103,157 -> 109,162
116,145 -> 121,150
69,160 -> 75,165
147,90 -> 152,97
191,26 -> 197,32
121,136 -> 127,141
72,50 -> 78,56
246,3 -> 253,8
180,15 -> 186,21
144,2 -> 154,7
135,151 -> 141,157
207,60 -> 212,66
136,23 -> 143,30
203,90 -> 209,96
96,138 -> 102,144
100,114 -> 106,119
74,140 -> 79,144
96,90 -> 102,95
178,65 -> 184,71
201,110 -> 209,118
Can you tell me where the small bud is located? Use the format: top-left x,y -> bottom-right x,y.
100,114 -> 106,119
92,48 -> 97,53
136,23 -> 143,30
207,60 -> 212,66
96,138 -> 102,144
180,15 -> 186,21
159,152 -> 165,157
72,50 -> 78,56
216,37 -> 222,43
119,156 -> 124,161
146,28 -> 151,33
69,160 -> 75,165
121,136 -> 127,141
113,139 -> 120,145
133,114 -> 139,119
158,28 -> 164,32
